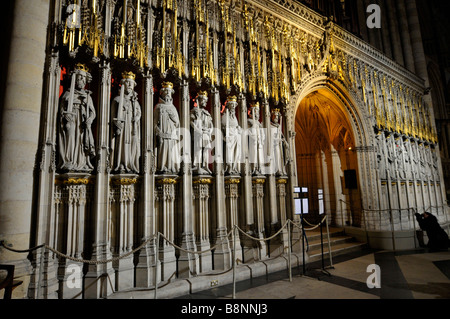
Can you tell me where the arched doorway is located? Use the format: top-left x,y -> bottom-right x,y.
295,88 -> 363,227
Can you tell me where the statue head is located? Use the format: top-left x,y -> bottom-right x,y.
160,82 -> 175,102
122,71 -> 136,96
73,63 -> 92,90
196,91 -> 208,108
226,96 -> 238,111
249,101 -> 260,121
271,108 -> 281,124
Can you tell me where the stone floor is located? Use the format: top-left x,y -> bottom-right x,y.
176,248 -> 450,300
3,247 -> 449,319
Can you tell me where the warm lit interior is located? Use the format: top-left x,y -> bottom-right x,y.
295,88 -> 362,226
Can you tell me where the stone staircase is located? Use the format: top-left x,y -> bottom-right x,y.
303,226 -> 368,263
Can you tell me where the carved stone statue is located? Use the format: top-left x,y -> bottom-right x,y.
191,91 -> 213,175
247,102 -> 265,176
395,138 -> 406,180
154,82 -> 180,174
375,133 -> 387,180
270,108 -> 289,176
111,71 -> 141,174
221,96 -> 242,175
58,63 -> 96,172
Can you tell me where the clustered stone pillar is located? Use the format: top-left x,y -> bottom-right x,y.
192,177 -> 213,273
0,0 -> 51,299
224,178 -> 242,261
211,88 -> 232,270
155,177 -> 178,281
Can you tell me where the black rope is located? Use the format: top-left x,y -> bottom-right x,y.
0,241 -> 44,253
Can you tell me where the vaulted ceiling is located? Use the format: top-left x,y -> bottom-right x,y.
295,89 -> 354,154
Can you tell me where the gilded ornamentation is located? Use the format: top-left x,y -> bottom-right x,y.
225,178 -> 241,184
252,178 -> 266,184
112,178 -> 139,185
156,178 -> 178,185
193,178 -> 213,184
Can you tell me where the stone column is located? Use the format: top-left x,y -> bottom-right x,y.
238,94 -> 254,232
284,102 -> 298,220
225,178 -> 243,262
84,63 -> 115,299
252,177 -> 268,260
0,0 -> 50,299
355,0 -> 369,43
28,52 -> 60,299
362,0 -> 382,50
395,0 -> 416,73
276,178 -> 289,253
405,0 -> 428,86
377,0 -> 393,58
192,177 -> 213,273
155,176 -> 178,281
264,101 -> 278,236
178,80 -> 198,278
331,146 -> 345,226
109,176 -> 138,291
385,0 -> 405,66
135,74 -> 159,287
56,175 -> 93,299
211,87 -> 231,270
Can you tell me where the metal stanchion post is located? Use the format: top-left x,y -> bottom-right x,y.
288,221 -> 292,282
154,232 -> 160,300
301,213 -> 306,275
232,226 -> 237,300
320,217 -> 330,276
390,210 -> 396,251
325,216 -> 334,269
37,245 -> 46,300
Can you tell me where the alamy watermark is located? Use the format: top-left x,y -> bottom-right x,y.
367,4 -> 381,29
366,264 -> 381,289
66,264 -> 82,289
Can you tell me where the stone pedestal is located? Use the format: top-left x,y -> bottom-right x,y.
250,176 -> 268,261
155,176 -> 178,281
83,243 -> 115,300
135,237 -> 160,288
109,175 -> 138,291
225,177 -> 243,263
276,177 -> 289,254
135,74 -> 159,288
193,176 -> 213,273
55,174 -> 93,299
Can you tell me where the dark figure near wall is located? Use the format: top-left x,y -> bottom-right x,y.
415,212 -> 450,251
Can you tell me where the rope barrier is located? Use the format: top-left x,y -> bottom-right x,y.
302,215 -> 327,231
1,235 -> 157,265
234,221 -> 290,243
158,229 -> 234,256
0,242 -> 45,254
1,217 -> 334,300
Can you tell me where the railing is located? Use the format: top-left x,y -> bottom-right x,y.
339,199 -> 450,251
0,217 -> 333,300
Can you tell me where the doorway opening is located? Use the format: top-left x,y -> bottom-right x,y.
295,89 -> 362,227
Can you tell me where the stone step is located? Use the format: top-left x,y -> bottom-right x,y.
307,234 -> 357,251
307,241 -> 368,261
302,227 -> 367,262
